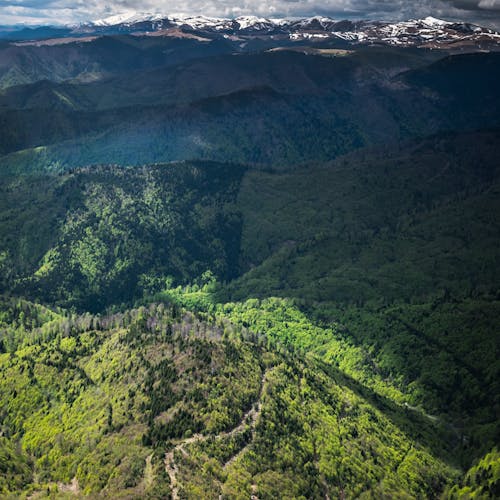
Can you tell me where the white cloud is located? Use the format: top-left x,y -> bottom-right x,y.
478,0 -> 500,9
0,0 -> 499,27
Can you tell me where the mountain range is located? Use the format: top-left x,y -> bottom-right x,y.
2,14 -> 500,52
0,11 -> 499,499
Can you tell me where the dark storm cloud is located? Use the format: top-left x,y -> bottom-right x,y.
0,0 -> 499,29
446,0 -> 500,10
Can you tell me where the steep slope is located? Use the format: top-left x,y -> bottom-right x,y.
0,297 -> 459,498
0,161 -> 246,311
2,130 -> 498,310
0,41 -> 498,498
233,129 -> 500,301
447,448 -> 500,498
0,299 -> 264,496
0,130 -> 498,475
227,129 -> 500,463
0,51 -> 498,172
0,35 -> 235,89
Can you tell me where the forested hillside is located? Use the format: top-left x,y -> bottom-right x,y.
1,50 -> 499,172
0,33 -> 498,498
0,296 -> 461,498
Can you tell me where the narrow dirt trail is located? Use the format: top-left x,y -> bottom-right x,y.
56,477 -> 80,495
142,453 -> 154,491
400,401 -> 462,442
402,402 -> 439,422
165,435 -> 202,500
222,397 -> 262,470
165,370 -> 267,499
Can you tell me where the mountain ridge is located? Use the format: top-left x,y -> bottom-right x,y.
1,14 -> 499,52
0,13 -> 499,497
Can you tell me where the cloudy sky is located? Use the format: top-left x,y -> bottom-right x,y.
1,0 -> 500,29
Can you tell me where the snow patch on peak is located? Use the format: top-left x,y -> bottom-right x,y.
296,16 -> 336,27
420,16 -> 452,27
234,16 -> 271,30
169,15 -> 228,30
92,11 -> 163,27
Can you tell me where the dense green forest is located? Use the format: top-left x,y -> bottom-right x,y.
0,296 -> 461,498
0,39 -> 499,498
1,51 -> 499,173
0,131 -> 498,497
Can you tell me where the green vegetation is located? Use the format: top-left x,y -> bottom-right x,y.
447,448 -> 500,498
0,131 -> 497,497
156,287 -> 495,465
0,298 -> 266,496
0,297 -> 460,497
0,161 -> 245,311
0,43 -> 498,498
1,51 -> 498,174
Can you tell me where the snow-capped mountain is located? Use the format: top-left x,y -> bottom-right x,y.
335,16 -> 500,47
88,13 -> 273,31
2,11 -> 498,50
81,12 -> 500,49
91,11 -> 162,27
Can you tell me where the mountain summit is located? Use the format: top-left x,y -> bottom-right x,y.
2,13 -> 499,51
83,12 -> 500,48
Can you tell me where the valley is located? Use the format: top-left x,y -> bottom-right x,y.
0,12 -> 499,499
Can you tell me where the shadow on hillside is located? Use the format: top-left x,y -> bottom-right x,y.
311,356 -> 463,467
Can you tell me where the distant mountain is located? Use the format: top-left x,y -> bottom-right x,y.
80,15 -> 498,51
0,34 -> 236,89
0,25 -> 72,40
1,14 -> 499,52
0,49 -> 498,171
